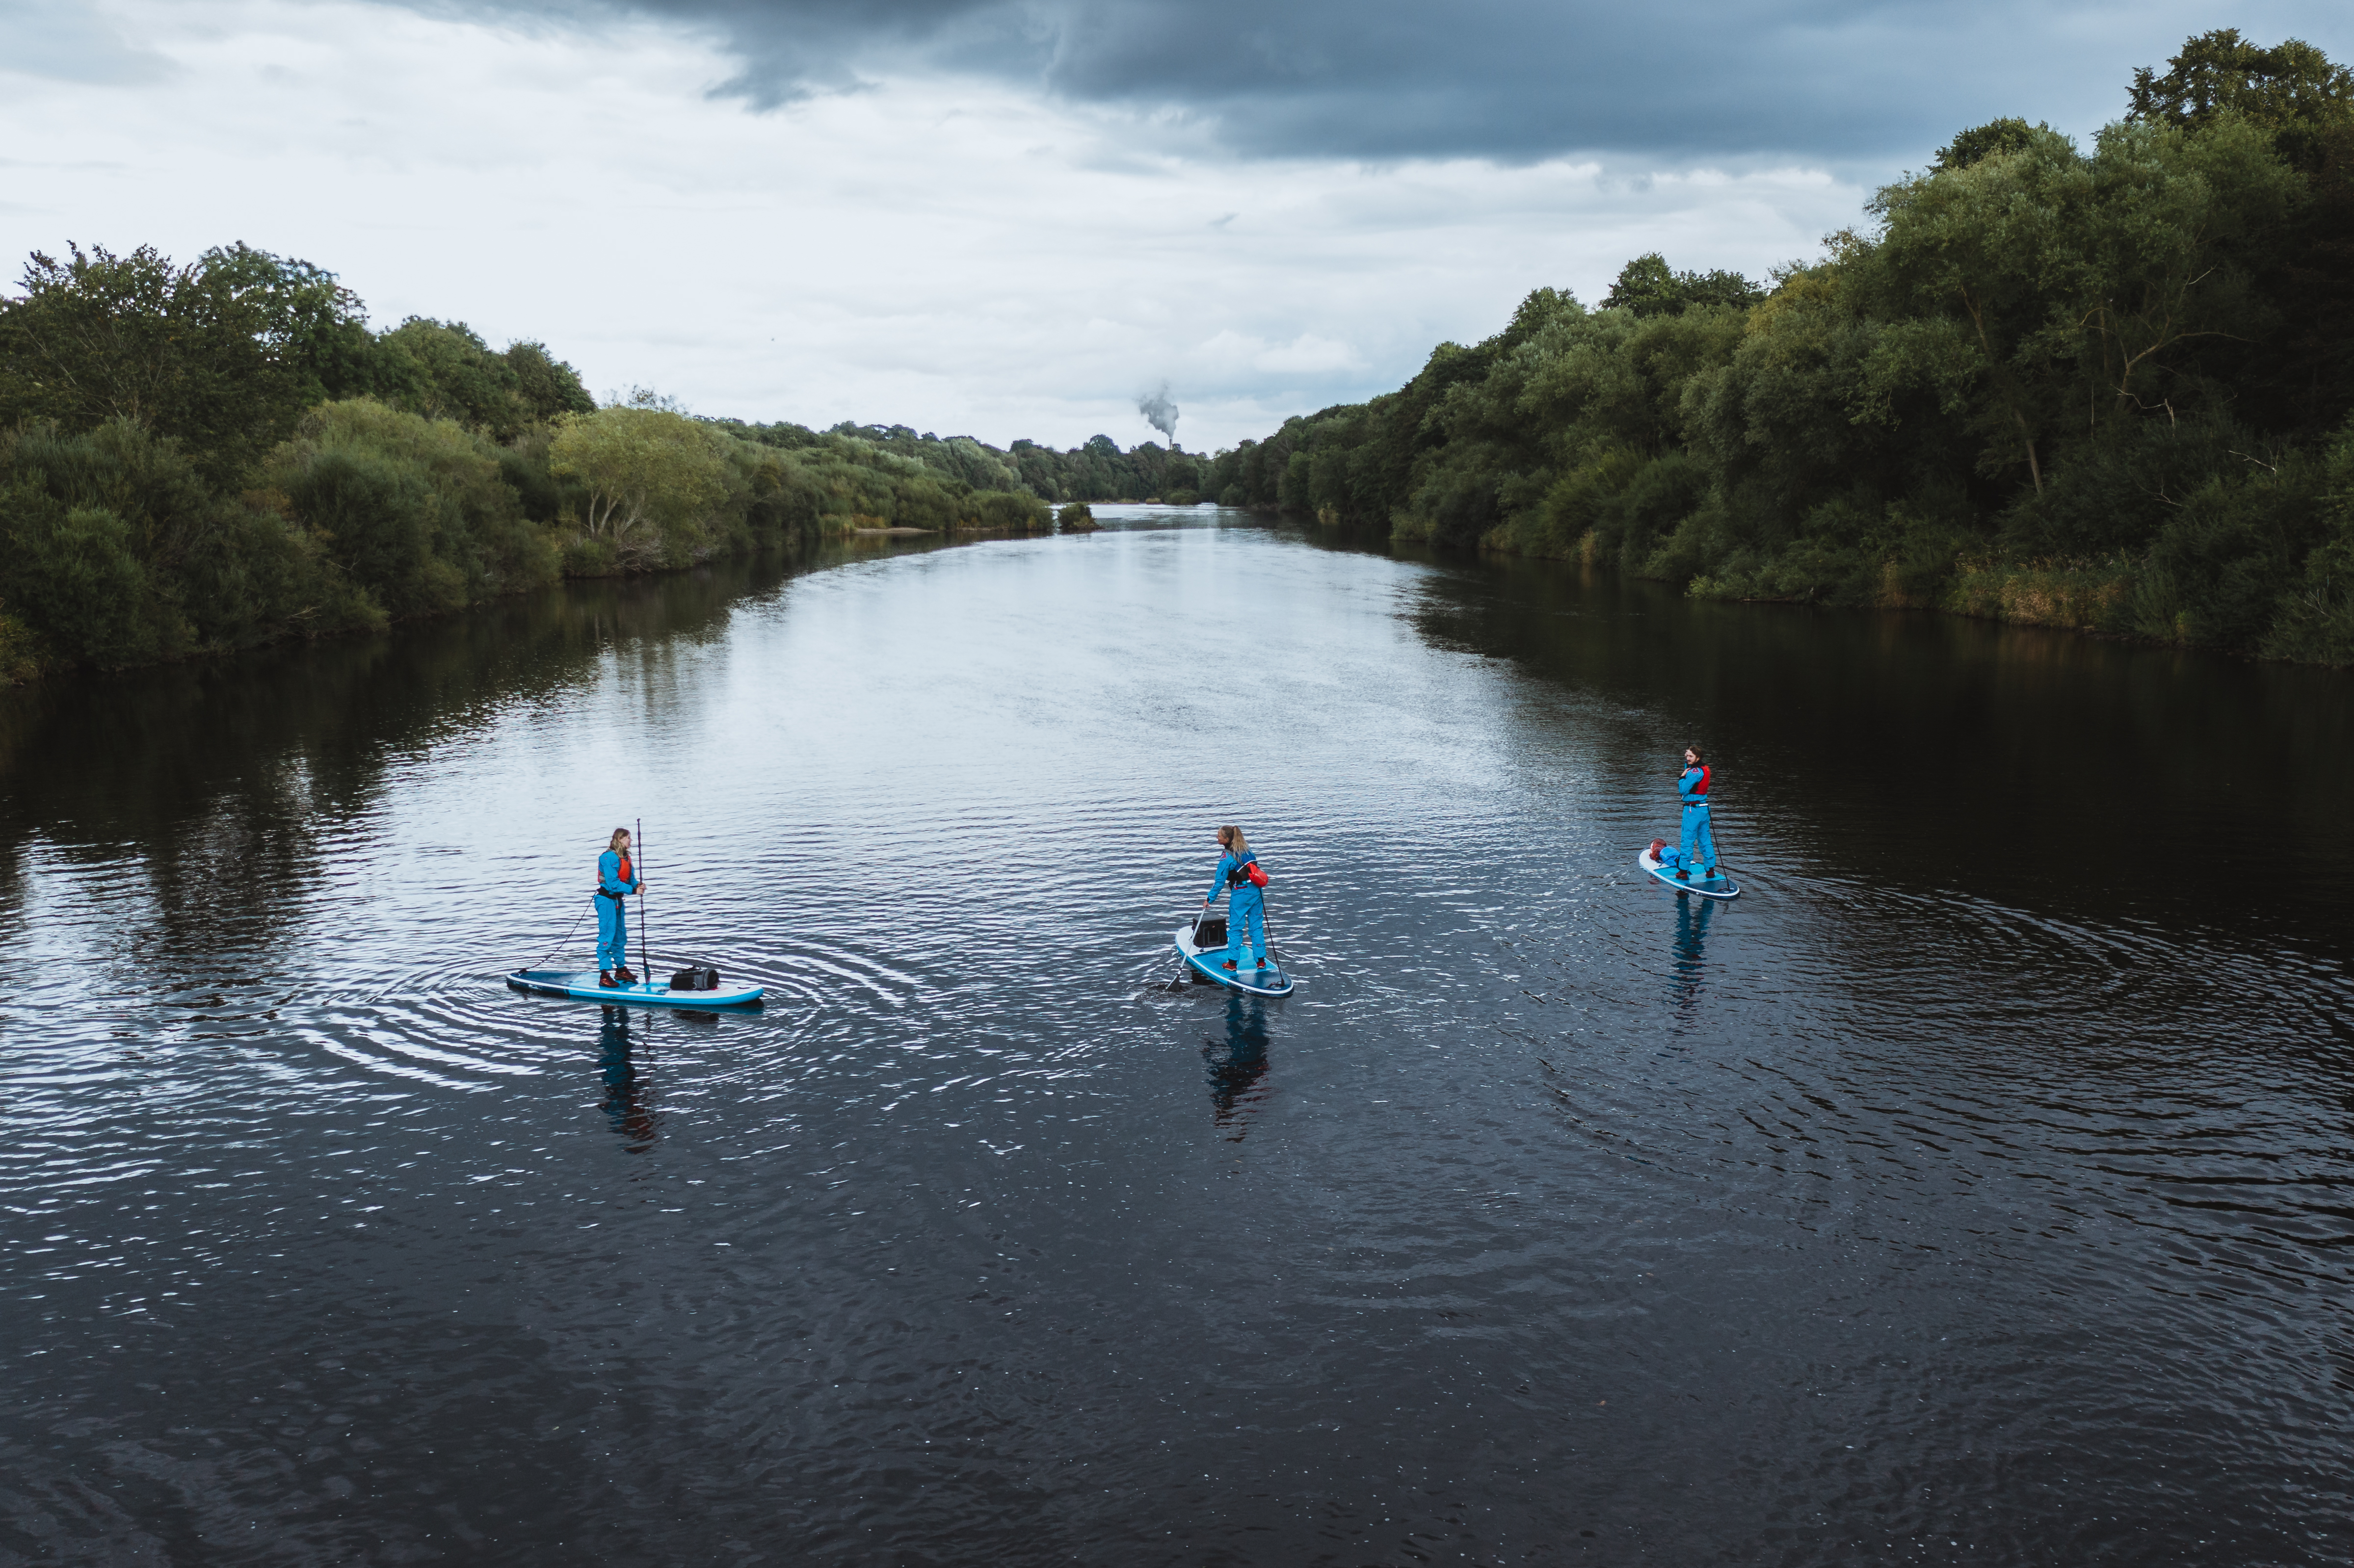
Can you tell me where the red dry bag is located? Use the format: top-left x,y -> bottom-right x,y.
1246,861 -> 1270,888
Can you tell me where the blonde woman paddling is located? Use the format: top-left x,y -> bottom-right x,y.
595,827 -> 644,987
1203,825 -> 1268,973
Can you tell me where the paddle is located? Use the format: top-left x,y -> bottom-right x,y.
636,815 -> 649,981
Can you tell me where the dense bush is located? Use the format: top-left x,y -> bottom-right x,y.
267,400 -> 557,616
963,489 -> 1052,532
0,419 -> 369,668
2263,438 -> 2354,663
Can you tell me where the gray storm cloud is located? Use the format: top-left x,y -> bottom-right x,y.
358,0 -> 2351,161
1136,384 -> 1178,444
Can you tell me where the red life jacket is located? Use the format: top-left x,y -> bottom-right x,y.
1686,764 -> 1711,798
618,853 -> 634,883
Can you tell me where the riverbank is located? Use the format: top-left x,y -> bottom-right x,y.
0,506 -> 1081,690
1464,521 -> 2354,666
1259,379 -> 2354,669
1277,497 -> 2352,667
1206,34 -> 2354,670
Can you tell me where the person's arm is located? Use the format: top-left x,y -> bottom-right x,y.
599,852 -> 632,894
1204,854 -> 1232,904
1676,770 -> 1696,804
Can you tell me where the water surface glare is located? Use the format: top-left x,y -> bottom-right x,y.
4,510 -> 2351,1565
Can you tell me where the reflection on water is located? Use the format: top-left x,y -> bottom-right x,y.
1205,993 -> 1272,1139
597,1007 -> 659,1152
3,509 -> 2351,1566
1670,893 -> 1714,1017
1379,536 -> 2354,928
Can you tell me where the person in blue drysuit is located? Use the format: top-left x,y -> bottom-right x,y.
1203,824 -> 1268,973
1675,746 -> 1718,882
596,826 -> 643,987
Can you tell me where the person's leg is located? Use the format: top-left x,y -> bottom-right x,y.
1241,900 -> 1267,967
1695,809 -> 1718,875
1224,901 -> 1245,967
597,898 -> 622,972
612,903 -> 633,980
1678,806 -> 1701,879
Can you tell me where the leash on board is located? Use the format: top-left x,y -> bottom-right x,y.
529,900 -> 591,971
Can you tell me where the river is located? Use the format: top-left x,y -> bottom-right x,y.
4,508 -> 2350,1565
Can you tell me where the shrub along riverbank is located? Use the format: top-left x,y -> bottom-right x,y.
1202,31 -> 2354,667
0,246 -> 1216,681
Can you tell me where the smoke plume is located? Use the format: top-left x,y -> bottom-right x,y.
1136,384 -> 1179,444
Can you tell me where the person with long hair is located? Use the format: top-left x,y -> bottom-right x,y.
1675,746 -> 1719,883
595,826 -> 644,987
1203,824 -> 1268,973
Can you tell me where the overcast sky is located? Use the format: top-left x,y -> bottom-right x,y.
3,0 -> 2349,451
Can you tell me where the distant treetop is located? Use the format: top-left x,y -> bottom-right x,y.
1934,118 -> 2044,170
1599,254 -> 1764,318
2128,28 -> 2354,170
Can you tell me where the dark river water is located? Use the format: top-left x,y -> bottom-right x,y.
4,509 -> 2351,1566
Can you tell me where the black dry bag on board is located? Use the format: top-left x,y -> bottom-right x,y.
668,966 -> 721,992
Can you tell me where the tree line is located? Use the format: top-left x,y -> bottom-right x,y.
1203,31 -> 2354,666
798,423 -> 1211,505
0,247 -> 1178,679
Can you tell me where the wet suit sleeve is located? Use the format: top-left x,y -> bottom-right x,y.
599,851 -> 639,894
1205,853 -> 1236,903
1677,769 -> 1700,806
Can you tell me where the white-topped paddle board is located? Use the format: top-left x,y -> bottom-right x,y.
1172,919 -> 1296,996
505,968 -> 765,1008
1637,847 -> 1740,899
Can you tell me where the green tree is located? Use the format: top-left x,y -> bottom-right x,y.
0,417 -> 368,663
278,445 -> 465,617
503,340 -> 595,422
370,318 -> 548,439
2263,418 -> 2354,662
550,407 -> 732,563
0,244 -> 319,479
9,503 -> 173,666
196,242 -> 379,404
1935,118 -> 2041,170
2128,29 -> 2354,168
1859,118 -> 2294,495
265,399 -> 555,611
2131,34 -> 2354,435
1601,255 -> 1765,317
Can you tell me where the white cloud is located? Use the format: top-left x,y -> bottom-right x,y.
0,0 -> 1876,451
0,0 -> 169,84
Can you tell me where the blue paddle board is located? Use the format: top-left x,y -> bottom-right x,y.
505,968 -> 765,1008
1637,847 -> 1740,899
1172,921 -> 1296,996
